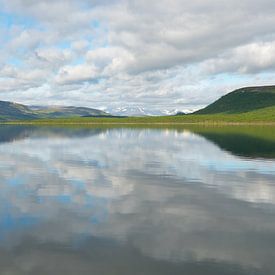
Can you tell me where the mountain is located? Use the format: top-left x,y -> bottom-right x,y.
107,107 -> 150,116
195,86 -> 275,114
0,101 -> 36,120
29,105 -> 109,118
104,107 -> 192,116
0,101 -> 109,121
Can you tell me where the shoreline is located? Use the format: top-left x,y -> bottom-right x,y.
2,121 -> 275,126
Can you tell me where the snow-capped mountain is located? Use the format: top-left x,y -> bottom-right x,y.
103,106 -> 194,116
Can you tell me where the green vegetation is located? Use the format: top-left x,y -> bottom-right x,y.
3,105 -> 275,125
1,85 -> 275,124
30,106 -> 109,118
195,86 -> 275,114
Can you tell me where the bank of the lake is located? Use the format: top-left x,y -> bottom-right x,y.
2,105 -> 275,125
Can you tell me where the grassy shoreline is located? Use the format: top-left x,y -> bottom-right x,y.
1,105 -> 275,125
3,121 -> 275,126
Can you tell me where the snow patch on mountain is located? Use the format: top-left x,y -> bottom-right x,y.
103,106 -> 195,116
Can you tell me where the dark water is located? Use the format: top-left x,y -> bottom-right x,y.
0,125 -> 275,275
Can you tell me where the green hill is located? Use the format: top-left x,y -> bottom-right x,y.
195,86 -> 275,114
0,101 -> 36,120
2,85 -> 275,124
0,101 -> 109,121
30,105 -> 109,118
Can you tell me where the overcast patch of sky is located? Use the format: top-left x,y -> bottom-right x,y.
0,0 -> 275,112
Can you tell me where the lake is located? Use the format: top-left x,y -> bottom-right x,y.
0,125 -> 275,275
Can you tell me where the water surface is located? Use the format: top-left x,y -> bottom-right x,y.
0,125 -> 275,275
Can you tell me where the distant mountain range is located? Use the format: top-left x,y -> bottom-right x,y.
0,101 -> 109,121
103,107 -> 193,116
1,85 -> 275,120
0,101 -> 194,120
106,85 -> 275,117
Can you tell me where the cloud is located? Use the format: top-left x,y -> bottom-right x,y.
86,47 -> 135,75
71,40 -> 89,52
0,65 -> 47,92
1,0 -> 275,111
202,41 -> 275,74
35,48 -> 73,66
55,64 -> 99,85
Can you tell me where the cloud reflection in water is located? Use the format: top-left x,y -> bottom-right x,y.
0,127 -> 274,274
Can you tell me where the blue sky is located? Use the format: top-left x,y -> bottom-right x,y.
0,0 -> 275,114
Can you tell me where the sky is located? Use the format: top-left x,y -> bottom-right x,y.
0,0 -> 275,113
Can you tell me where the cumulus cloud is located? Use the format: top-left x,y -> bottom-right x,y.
55,64 -> 99,85
0,0 -> 275,111
202,41 -> 275,74
35,48 -> 72,66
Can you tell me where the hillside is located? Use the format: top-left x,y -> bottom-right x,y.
30,105 -> 108,118
0,101 -> 109,121
2,85 -> 275,124
0,101 -> 36,120
6,105 -> 274,124
195,86 -> 275,114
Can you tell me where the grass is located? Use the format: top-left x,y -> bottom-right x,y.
2,105 -> 275,125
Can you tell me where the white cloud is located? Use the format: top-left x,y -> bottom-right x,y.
55,64 -> 98,85
86,47 -> 135,75
1,0 -> 275,111
71,40 -> 89,52
202,41 -> 275,74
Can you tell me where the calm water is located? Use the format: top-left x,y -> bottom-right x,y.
0,126 -> 275,275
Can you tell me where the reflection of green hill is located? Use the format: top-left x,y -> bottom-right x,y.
1,125 -> 275,159
198,133 -> 275,158
0,126 -> 107,144
191,126 -> 275,159
0,126 -> 31,143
